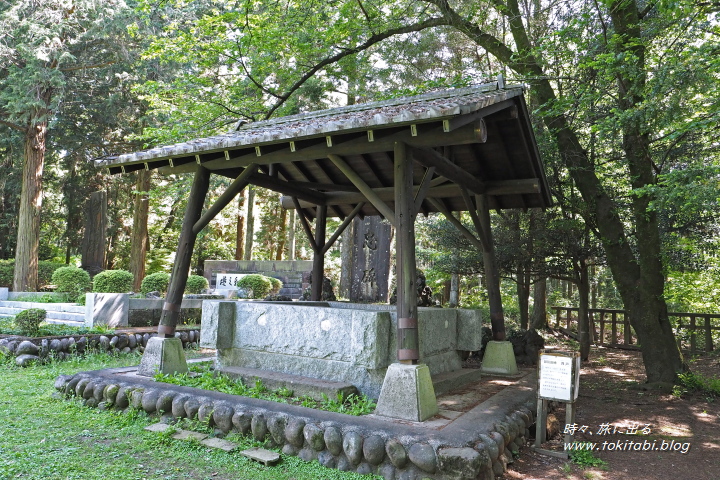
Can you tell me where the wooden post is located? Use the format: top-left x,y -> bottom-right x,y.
599,312 -> 606,346
476,194 -> 505,341
611,312 -> 618,345
394,142 -> 419,364
158,167 -> 210,337
311,205 -> 327,301
690,315 -> 697,354
705,315 -> 713,352
624,313 -> 632,345
555,307 -> 561,328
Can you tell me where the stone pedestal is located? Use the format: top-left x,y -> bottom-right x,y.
374,363 -> 438,421
138,337 -> 188,376
84,293 -> 129,328
481,341 -> 519,375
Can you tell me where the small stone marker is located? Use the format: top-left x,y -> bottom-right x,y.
200,437 -> 238,452
240,447 -> 281,466
144,423 -> 173,433
172,430 -> 209,441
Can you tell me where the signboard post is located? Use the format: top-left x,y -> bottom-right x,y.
534,350 -> 581,458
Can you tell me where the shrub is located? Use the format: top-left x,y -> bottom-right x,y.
268,277 -> 283,294
0,260 -> 65,289
237,274 -> 273,299
0,260 -> 13,288
141,272 -> 171,295
185,275 -> 209,294
52,266 -> 92,299
93,270 -> 134,293
14,308 -> 46,336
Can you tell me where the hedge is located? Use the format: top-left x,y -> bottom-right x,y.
92,270 -> 134,293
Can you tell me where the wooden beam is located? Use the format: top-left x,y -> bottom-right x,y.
311,205 -> 327,301
193,164 -> 258,235
293,197 -> 316,250
394,141 -> 419,364
156,120 -> 488,174
426,198 -> 485,251
411,146 -> 487,196
281,179 -> 540,210
459,188 -> 491,251
327,153 -> 396,225
246,171 -> 327,206
413,166 -> 436,216
159,166 -> 210,337
477,194 -> 505,341
321,202 -> 364,255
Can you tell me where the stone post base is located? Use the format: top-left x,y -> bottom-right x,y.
374,363 -> 439,422
481,341 -> 519,375
137,337 -> 188,377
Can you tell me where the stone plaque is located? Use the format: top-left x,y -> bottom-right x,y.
349,216 -> 392,303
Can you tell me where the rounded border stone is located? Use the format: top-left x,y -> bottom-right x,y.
408,443 -> 437,473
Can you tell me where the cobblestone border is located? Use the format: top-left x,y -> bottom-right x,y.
1,330 -> 200,366
55,366 -> 537,480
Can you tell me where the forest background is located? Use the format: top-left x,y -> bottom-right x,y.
1,0 -> 719,384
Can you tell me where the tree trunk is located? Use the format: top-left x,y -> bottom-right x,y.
234,188 -> 246,260
517,264 -> 530,330
13,121 -> 47,292
80,191 -> 108,277
243,186 -> 255,261
288,209 -> 296,261
275,207 -> 287,260
130,170 -> 151,291
576,262 -> 591,361
530,276 -> 547,330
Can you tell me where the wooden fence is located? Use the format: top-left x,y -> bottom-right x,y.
551,307 -> 720,355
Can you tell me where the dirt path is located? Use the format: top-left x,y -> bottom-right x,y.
506,348 -> 720,480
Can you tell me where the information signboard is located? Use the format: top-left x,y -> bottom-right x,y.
538,351 -> 580,402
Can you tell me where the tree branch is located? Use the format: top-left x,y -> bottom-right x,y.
264,16 -> 450,119
0,118 -> 25,132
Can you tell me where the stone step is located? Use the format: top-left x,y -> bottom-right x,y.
217,365 -> 359,402
0,301 -> 85,313
431,367 -> 484,396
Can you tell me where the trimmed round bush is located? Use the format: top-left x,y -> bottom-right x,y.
92,270 -> 134,293
15,308 -> 46,336
141,272 -> 170,295
185,275 -> 209,294
52,266 -> 92,298
237,274 -> 273,299
268,277 -> 282,294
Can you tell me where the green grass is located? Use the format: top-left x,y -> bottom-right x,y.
0,351 -> 379,480
155,364 -> 377,415
672,371 -> 720,399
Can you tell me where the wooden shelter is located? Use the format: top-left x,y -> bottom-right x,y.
98,80 -> 551,365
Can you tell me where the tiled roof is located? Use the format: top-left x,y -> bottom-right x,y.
96,81 -> 523,168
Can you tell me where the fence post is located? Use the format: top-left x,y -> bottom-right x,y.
705,315 -> 714,352
690,316 -> 697,355
556,307 -> 561,328
623,312 -> 632,345
566,308 -> 571,330
599,312 -> 605,346
611,312 -> 618,345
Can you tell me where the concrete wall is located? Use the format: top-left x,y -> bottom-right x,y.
200,301 -> 484,398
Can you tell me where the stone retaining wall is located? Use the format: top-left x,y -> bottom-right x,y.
55,366 -> 537,479
201,301 -> 484,399
0,329 -> 200,367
